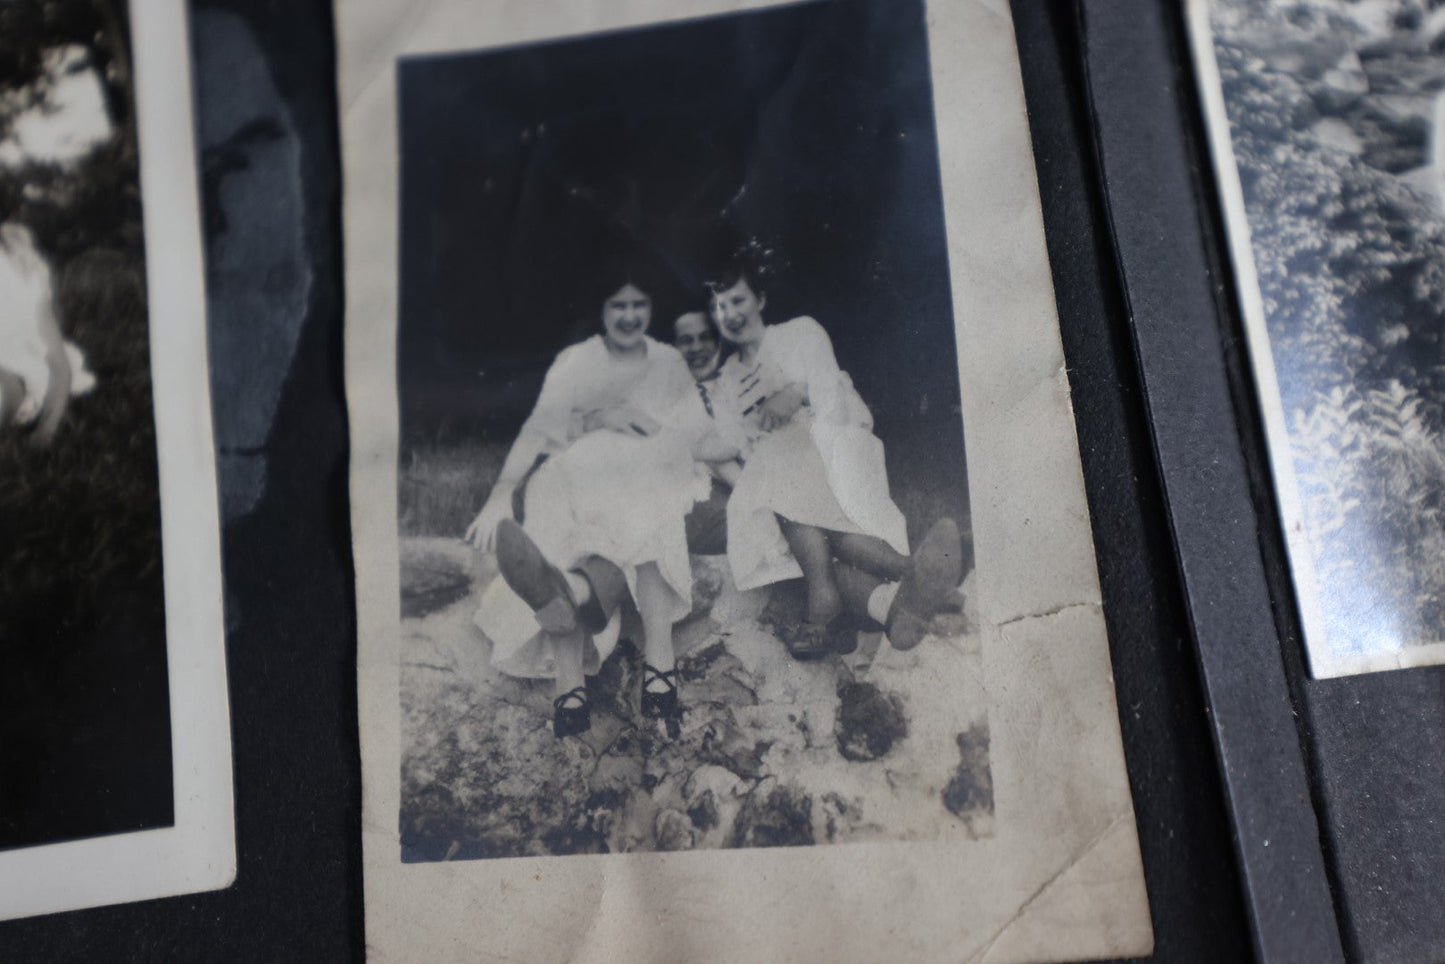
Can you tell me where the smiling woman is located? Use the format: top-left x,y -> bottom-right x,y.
707,261 -> 960,658
464,268 -> 724,737
600,282 -> 651,350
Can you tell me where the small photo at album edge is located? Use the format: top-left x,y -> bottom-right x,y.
0,0 -> 231,922
1191,0 -> 1445,677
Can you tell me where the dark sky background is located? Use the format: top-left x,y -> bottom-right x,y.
397,0 -> 968,538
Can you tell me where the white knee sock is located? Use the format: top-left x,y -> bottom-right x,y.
564,571 -> 592,605
867,582 -> 900,625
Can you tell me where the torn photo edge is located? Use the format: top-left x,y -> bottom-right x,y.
340,1 -> 1152,961
1186,0 -> 1445,679
0,0 -> 235,922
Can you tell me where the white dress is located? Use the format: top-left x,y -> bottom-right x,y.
476,334 -> 713,679
717,317 -> 909,591
0,226 -> 59,411
0,223 -> 94,423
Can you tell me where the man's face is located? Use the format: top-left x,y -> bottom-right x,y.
674,312 -> 720,379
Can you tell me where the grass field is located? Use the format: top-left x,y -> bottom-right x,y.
398,436 -> 504,538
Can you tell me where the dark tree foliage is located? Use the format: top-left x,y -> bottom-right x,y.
0,0 -> 132,136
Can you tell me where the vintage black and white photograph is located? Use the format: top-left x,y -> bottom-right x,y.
394,0 -> 989,861
0,0 -> 231,920
1193,0 -> 1445,676
345,0 -> 1150,958
0,0 -> 170,853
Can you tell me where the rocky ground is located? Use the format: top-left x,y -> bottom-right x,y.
398,537 -> 991,861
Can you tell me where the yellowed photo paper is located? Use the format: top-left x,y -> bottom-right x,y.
340,0 -> 1152,959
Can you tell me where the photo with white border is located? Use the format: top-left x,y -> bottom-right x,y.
341,0 -> 1152,960
0,0 -> 234,922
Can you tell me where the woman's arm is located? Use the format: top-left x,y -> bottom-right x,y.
785,317 -> 849,423
753,318 -> 843,431
579,404 -> 660,438
758,382 -> 807,430
692,427 -> 741,464
465,348 -> 576,549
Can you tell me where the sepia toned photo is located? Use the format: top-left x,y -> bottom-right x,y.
0,0 -> 232,921
1192,0 -> 1445,676
394,0 -> 987,861
343,0 -> 1151,960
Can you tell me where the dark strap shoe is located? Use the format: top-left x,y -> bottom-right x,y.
641,663 -> 682,738
785,621 -> 835,660
886,517 -> 964,651
552,686 -> 591,739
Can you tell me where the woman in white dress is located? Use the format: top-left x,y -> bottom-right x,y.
464,279 -> 731,737
707,265 -> 963,657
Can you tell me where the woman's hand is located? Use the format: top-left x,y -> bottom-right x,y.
464,486 -> 514,552
692,428 -> 740,464
758,383 -> 806,431
710,458 -> 743,488
583,404 -> 660,438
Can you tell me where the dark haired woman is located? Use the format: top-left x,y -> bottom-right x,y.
465,280 -> 731,737
707,267 -> 962,656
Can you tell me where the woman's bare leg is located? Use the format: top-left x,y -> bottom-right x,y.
635,561 -> 676,676
833,563 -> 885,624
636,561 -> 682,732
571,554 -> 629,632
779,516 -> 842,624
550,626 -> 590,738
553,628 -> 586,699
828,531 -> 909,583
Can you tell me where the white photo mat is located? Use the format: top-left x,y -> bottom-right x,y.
340,0 -> 1153,960
0,0 -> 234,922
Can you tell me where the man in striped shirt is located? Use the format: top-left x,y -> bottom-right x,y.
674,311 -> 736,556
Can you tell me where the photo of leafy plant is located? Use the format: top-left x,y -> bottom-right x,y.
1206,0 -> 1445,674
